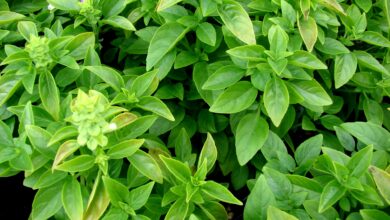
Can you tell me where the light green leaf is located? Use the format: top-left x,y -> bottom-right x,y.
244,175 -> 275,220
264,77 -> 289,126
32,184 -> 63,220
334,53 -> 357,89
267,206 -> 298,220
341,122 -> 390,151
84,66 -> 125,92
198,133 -> 218,173
288,80 -> 333,106
47,0 -> 80,10
156,0 -> 182,11
298,16 -> 317,52
101,16 -> 136,31
235,113 -> 269,165
288,51 -> 327,69
201,181 -> 242,205
65,32 -> 95,60
217,0 -> 256,45
146,23 -> 188,70
128,150 -> 163,183
202,65 -> 245,90
62,178 -> 83,220
39,71 -> 60,121
210,81 -> 258,114
136,96 -> 174,121
55,155 -> 95,172
107,139 -> 145,159
0,11 -> 25,25
160,155 -> 191,183
319,180 -> 346,213
196,22 -> 217,46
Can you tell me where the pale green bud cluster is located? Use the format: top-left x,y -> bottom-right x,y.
78,0 -> 101,25
70,90 -> 112,151
25,35 -> 53,68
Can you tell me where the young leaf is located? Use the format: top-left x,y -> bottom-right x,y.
267,206 -> 298,220
203,65 -> 246,90
84,66 -> 125,92
62,178 -> 83,220
136,96 -> 175,121
235,113 -> 269,165
146,23 -> 188,70
288,80 -> 332,106
196,22 -> 216,46
101,16 -> 136,31
107,139 -> 145,159
32,184 -> 63,220
341,122 -> 390,151
264,77 -> 289,127
65,32 -> 95,60
39,71 -> 60,120
102,176 -> 129,206
165,198 -> 189,220
369,166 -> 390,204
209,81 -> 258,114
128,182 -> 155,210
157,0 -> 182,11
47,0 -> 80,11
334,53 -> 357,89
217,0 -> 256,45
294,134 -> 323,171
244,175 -> 275,219
53,140 -> 80,169
298,16 -> 318,52
160,155 -> 191,183
198,133 -> 218,173
319,180 -> 346,213
17,21 -> 38,41
288,51 -> 327,69
201,181 -> 242,205
128,150 -> 163,183
347,145 -> 373,177
55,155 -> 95,172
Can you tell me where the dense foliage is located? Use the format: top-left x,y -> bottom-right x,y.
0,0 -> 390,219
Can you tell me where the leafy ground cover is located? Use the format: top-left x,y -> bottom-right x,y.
0,0 -> 390,219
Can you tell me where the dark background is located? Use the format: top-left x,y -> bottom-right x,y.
0,173 -> 35,219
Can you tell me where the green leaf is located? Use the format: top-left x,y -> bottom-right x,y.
196,22 -> 217,46
227,45 -> 266,61
47,0 -> 80,10
319,0 -> 346,15
201,181 -> 242,205
198,201 -> 228,220
359,31 -> 390,48
360,209 -> 390,220
354,51 -> 389,76
131,69 -> 158,97
0,11 -> 25,25
165,198 -> 189,220
136,96 -> 174,121
119,115 -> 157,139
209,81 -> 258,114
146,23 -> 188,70
298,16 -> 317,52
128,150 -> 163,183
102,176 -> 129,206
53,140 -> 80,169
235,113 -> 269,165
198,133 -> 218,173
83,177 -> 110,220
25,125 -> 56,158
32,184 -> 63,220
0,75 -> 22,106
347,145 -> 373,177
84,66 -> 125,92
287,175 -> 323,193
369,166 -> 390,204
128,181 -> 155,210
244,175 -> 275,220
39,71 -> 60,121
55,155 -> 95,172
341,122 -> 390,151
202,65 -> 245,90
48,126 -> 78,146
267,206 -> 298,220
288,51 -> 327,69
34,170 -> 67,189
107,139 -> 144,159
264,77 -> 289,126
217,0 -> 256,45
363,99 -> 383,125
350,184 -> 383,206
334,53 -> 357,88
294,134 -> 323,171
62,178 -> 83,220
160,155 -> 191,183
319,180 -> 346,213
17,21 -> 38,41
315,38 -> 349,55
0,120 -> 14,147
156,0 -> 182,11
100,0 -> 126,17
268,25 -> 289,58
65,32 -> 95,60
101,16 -> 136,31
288,80 -> 332,106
